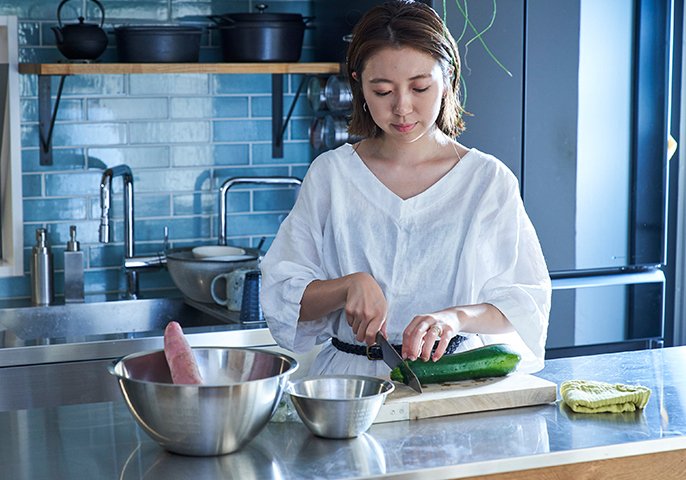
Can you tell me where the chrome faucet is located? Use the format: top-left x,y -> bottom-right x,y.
99,165 -> 133,254
99,165 -> 164,299
218,176 -> 302,246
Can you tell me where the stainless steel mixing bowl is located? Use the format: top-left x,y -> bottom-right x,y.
110,347 -> 298,456
286,375 -> 394,439
165,247 -> 260,303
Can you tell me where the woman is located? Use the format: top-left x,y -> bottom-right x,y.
260,0 -> 551,377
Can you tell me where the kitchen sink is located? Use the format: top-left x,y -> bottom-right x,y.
0,297 -> 272,369
0,297 -> 221,347
0,297 -> 277,411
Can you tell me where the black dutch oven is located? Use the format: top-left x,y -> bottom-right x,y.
209,4 -> 313,62
114,25 -> 203,63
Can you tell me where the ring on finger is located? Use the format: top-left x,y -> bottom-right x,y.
430,325 -> 442,337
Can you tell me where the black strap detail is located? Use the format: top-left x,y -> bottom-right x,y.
331,335 -> 465,360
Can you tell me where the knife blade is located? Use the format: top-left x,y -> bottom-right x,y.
375,332 -> 423,393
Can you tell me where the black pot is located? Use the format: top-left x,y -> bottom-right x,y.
114,26 -> 203,63
209,7 -> 312,62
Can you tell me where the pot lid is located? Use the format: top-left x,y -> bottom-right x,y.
62,17 -> 103,29
114,25 -> 203,33
224,12 -> 304,23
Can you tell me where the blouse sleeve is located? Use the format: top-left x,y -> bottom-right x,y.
470,165 -> 552,372
260,157 -> 334,353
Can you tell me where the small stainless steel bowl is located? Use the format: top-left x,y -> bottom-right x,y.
110,347 -> 298,456
286,375 -> 394,439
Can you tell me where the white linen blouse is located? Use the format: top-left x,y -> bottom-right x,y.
260,143 -> 551,377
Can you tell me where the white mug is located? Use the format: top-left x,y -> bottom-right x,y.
211,268 -> 255,311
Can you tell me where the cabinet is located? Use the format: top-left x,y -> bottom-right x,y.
17,62 -> 342,163
443,0 -> 673,355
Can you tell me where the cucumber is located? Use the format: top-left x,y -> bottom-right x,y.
389,344 -> 521,385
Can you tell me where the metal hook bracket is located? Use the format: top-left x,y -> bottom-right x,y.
38,74 -> 67,166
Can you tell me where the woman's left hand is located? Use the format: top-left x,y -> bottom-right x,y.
402,310 -> 459,362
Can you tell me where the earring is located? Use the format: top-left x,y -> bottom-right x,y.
363,102 -> 368,112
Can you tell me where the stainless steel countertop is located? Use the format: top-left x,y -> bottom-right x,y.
2,347 -> 686,480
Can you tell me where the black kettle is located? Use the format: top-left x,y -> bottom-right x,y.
52,0 -> 108,61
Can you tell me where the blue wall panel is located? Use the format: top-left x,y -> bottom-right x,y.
1,0 -> 316,300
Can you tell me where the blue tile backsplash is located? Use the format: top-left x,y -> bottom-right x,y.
1,0 -> 318,301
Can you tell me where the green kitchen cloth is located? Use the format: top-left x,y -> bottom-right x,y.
560,380 -> 651,414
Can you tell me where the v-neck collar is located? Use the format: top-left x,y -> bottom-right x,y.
344,143 -> 474,213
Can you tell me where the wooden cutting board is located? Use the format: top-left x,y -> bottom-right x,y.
374,374 -> 557,423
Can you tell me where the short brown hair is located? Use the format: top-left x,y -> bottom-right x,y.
346,0 -> 465,138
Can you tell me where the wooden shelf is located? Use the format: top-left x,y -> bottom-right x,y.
20,62 -> 342,164
18,62 -> 341,76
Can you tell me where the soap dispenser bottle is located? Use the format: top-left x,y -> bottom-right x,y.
31,227 -> 54,306
63,225 -> 85,303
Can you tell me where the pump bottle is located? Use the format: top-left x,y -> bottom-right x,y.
31,227 -> 54,306
64,225 -> 85,303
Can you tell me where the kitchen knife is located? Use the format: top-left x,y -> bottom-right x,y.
375,332 -> 423,394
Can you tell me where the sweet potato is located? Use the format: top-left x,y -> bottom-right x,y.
163,321 -> 203,384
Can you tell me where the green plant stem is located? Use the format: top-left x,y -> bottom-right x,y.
451,0 -> 512,77
452,0 -> 469,44
464,0 -> 496,51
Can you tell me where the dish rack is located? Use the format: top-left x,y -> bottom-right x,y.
184,298 -> 266,326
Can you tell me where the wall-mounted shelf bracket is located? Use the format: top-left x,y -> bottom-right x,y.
38,74 -> 67,166
272,74 -> 309,159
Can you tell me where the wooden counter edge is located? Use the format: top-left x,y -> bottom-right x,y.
460,448 -> 686,480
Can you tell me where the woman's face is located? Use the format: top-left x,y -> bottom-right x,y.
358,46 -> 446,143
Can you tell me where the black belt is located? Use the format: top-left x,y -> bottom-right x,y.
331,335 -> 465,360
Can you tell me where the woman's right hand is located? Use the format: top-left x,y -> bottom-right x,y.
344,272 -> 387,345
